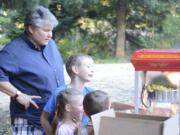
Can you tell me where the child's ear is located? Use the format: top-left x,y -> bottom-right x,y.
71,65 -> 79,74
65,104 -> 71,112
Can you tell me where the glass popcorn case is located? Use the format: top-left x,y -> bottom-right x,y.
131,49 -> 180,133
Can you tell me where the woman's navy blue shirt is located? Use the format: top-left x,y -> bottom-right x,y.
0,34 -> 65,129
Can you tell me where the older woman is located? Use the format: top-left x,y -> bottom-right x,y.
0,6 -> 65,135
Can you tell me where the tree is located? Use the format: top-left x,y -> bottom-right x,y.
0,0 -> 51,40
0,0 -> 179,59
115,0 -> 126,57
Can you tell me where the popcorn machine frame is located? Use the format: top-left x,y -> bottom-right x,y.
131,49 -> 180,134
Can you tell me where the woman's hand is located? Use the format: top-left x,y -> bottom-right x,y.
16,93 -> 41,109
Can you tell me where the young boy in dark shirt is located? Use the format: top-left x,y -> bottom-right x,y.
81,90 -> 110,135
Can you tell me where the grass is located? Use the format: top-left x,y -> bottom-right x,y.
94,55 -> 131,63
0,108 -> 10,135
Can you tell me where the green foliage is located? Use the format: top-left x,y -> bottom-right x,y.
163,12 -> 180,35
0,37 -> 10,46
142,0 -> 159,9
0,0 -> 51,41
5,0 -> 50,10
57,27 -> 115,61
137,2 -> 180,48
87,32 -> 115,58
161,6 -> 180,47
57,29 -> 87,61
95,56 -> 130,63
0,9 -> 14,45
49,0 -> 116,59
0,0 -> 180,58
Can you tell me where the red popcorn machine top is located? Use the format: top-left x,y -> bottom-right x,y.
131,48 -> 180,71
131,49 -> 180,133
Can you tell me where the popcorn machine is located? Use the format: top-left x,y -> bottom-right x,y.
131,49 -> 180,132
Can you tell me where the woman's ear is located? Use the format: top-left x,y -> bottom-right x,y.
71,65 -> 79,74
28,25 -> 34,34
65,104 -> 71,112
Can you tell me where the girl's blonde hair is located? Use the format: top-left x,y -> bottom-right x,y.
52,88 -> 82,134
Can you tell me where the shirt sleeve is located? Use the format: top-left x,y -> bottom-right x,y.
83,87 -> 93,96
43,91 -> 57,113
43,86 -> 66,113
0,49 -> 18,81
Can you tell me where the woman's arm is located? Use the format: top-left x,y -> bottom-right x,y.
0,81 -> 40,109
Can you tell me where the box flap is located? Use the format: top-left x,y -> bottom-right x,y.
116,112 -> 169,121
99,112 -> 179,135
91,109 -> 115,135
163,114 -> 179,135
99,116 -> 163,135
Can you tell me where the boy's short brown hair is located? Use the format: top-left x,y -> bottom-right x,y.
83,90 -> 109,117
65,54 -> 93,78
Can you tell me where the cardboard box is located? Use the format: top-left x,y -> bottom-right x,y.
91,109 -> 115,135
99,112 -> 179,135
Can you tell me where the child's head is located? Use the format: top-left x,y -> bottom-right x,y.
55,88 -> 84,122
53,88 -> 84,134
83,90 -> 110,118
66,54 -> 94,82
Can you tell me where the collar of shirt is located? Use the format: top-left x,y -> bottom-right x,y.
22,34 -> 45,51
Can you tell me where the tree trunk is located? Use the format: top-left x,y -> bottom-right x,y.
115,0 -> 126,57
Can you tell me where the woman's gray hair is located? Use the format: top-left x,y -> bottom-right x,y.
24,6 -> 58,28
